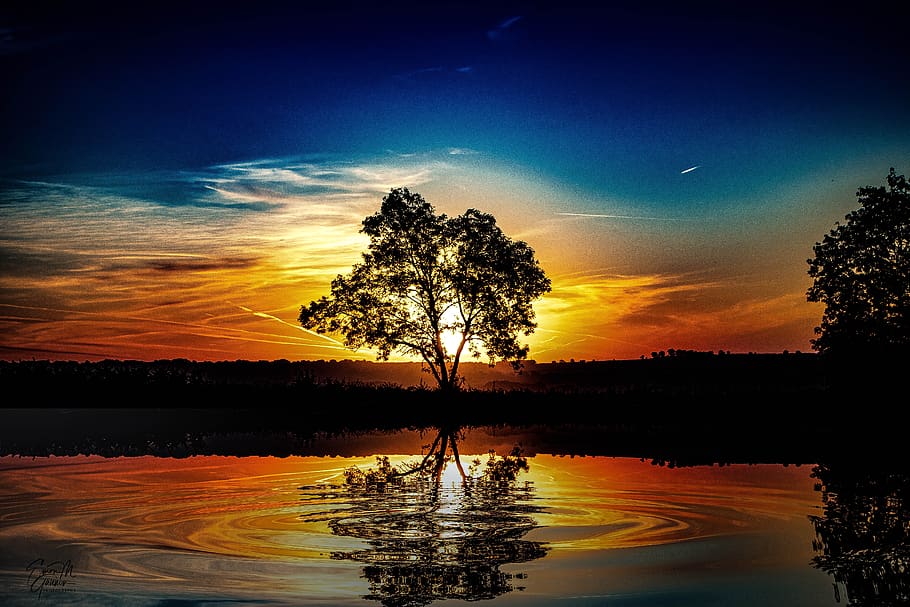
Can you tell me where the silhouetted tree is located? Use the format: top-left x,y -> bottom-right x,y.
807,169 -> 910,355
809,463 -> 910,605
299,188 -> 551,392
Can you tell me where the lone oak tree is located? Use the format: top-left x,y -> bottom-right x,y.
299,187 -> 551,391
807,168 -> 910,355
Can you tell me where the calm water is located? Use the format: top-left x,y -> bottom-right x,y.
0,428 -> 900,606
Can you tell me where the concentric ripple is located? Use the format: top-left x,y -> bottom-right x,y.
0,453 -> 822,605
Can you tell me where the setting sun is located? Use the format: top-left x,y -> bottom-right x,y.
439,306 -> 466,358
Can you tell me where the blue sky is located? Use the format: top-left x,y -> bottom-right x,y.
5,2 -> 906,190
1,1 -> 908,361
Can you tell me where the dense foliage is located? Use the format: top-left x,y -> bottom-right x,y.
299,188 -> 551,391
807,169 -> 910,354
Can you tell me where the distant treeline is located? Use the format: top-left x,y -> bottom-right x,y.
0,353 -> 901,463
0,352 -> 894,407
1,351 -> 830,394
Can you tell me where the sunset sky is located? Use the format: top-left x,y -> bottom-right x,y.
2,2 -> 908,362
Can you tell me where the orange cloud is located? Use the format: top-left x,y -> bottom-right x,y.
0,153 -> 832,362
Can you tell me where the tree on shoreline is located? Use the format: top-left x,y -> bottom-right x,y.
299,187 -> 551,392
807,169 -> 910,355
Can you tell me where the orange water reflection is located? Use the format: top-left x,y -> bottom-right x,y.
0,451 -> 827,605
525,456 -> 818,552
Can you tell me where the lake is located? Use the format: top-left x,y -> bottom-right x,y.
0,426 -> 904,606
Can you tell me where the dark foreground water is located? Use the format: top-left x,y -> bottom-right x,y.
0,427 -> 905,606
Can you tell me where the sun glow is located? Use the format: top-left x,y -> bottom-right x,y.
439,305 -> 466,358
439,328 -> 464,358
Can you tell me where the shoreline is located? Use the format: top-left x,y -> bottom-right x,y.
0,403 -> 899,467
1,355 -> 899,466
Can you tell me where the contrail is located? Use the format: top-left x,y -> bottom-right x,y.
680,165 -> 700,174
235,303 -> 344,346
556,212 -> 685,222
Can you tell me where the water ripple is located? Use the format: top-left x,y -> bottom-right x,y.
0,454 -> 819,604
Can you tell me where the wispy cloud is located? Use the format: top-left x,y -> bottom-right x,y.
0,152 -> 469,361
529,270 -> 719,359
556,212 -> 689,222
487,16 -> 524,41
209,155 -> 442,201
144,257 -> 260,273
528,266 -> 819,360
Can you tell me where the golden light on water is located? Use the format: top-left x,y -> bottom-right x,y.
0,453 -> 818,556
0,449 -> 830,604
523,456 -> 818,553
440,459 -> 467,487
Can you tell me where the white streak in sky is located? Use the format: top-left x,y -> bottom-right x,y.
556,212 -> 686,222
235,304 -> 344,346
488,15 -> 523,41
680,165 -> 700,174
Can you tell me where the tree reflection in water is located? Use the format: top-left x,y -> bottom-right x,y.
809,463 -> 910,605
300,427 -> 548,607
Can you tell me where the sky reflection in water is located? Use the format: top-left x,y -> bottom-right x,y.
0,442 -> 838,606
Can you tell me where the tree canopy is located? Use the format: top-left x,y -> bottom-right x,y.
299,187 -> 551,391
807,169 -> 910,355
